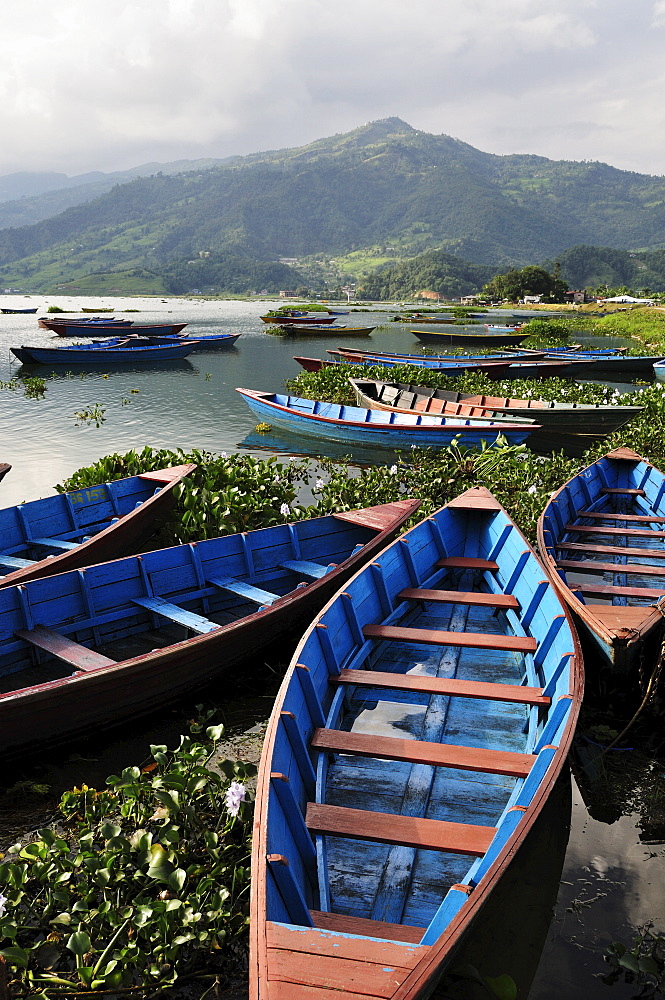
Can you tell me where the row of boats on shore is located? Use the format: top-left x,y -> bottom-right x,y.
0,442 -> 662,997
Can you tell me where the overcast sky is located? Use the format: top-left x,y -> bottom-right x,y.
1,0 -> 664,178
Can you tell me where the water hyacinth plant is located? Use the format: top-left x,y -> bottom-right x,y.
0,718 -> 255,997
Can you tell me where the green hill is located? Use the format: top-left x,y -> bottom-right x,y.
3,118 -> 665,293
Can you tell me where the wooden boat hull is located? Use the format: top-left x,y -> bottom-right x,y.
537,447 -> 665,672
48,322 -> 188,337
261,315 -> 337,325
11,340 -> 197,363
333,349 -> 591,379
348,379 -> 642,458
547,353 -> 665,377
331,349 -> 546,363
236,389 -> 538,449
277,326 -> 375,336
0,465 -> 195,588
412,330 -> 530,347
0,464 -> 10,484
251,487 -> 582,999
1,307 -> 38,314
39,317 -> 132,330
0,501 -> 417,753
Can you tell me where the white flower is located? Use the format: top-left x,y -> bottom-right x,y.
280,502 -> 290,516
389,465 -> 398,474
225,781 -> 246,817
0,893 -> 7,917
220,451 -> 227,458
315,478 -> 324,489
527,484 -> 537,494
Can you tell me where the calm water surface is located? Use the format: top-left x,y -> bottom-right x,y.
0,297 -> 662,999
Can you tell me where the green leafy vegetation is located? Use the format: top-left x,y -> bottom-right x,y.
0,718 -> 255,997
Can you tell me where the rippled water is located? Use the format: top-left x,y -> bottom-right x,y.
0,296 -> 662,999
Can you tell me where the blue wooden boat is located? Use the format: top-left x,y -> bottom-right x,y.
11,338 -> 198,364
538,447 -> 665,673
0,464 -> 195,588
156,332 -> 241,349
330,348 -> 546,363
1,307 -> 38,314
296,355 -> 513,377
250,486 -> 583,999
0,499 -> 417,753
236,389 -> 539,449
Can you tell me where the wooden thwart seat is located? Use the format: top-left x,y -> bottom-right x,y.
208,575 -> 278,606
311,727 -> 534,777
576,510 -> 665,524
599,487 -> 646,496
0,554 -> 36,569
565,523 -> 665,540
337,667 -> 550,705
558,541 -> 665,559
572,582 -> 665,600
279,559 -> 331,579
306,801 -> 496,856
309,909 -> 425,945
362,623 -> 537,653
131,596 -> 220,633
399,587 -> 519,609
558,558 -> 665,578
30,536 -> 79,551
437,556 -> 498,571
16,624 -> 116,672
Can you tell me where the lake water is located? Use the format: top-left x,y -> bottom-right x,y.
0,296 -> 662,999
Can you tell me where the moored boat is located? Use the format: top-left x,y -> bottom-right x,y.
412,329 -> 531,347
236,389 -> 538,449
11,338 -> 198,364
1,307 -> 39,314
0,464 -> 10,483
0,464 -> 195,588
39,316 -> 133,330
0,500 -> 417,752
250,486 -> 583,999
537,447 -> 665,671
348,378 -> 643,457
292,356 -> 514,378
260,314 -> 337,325
276,325 -> 375,337
45,320 -> 188,337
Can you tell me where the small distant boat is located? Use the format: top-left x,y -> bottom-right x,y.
251,486 -> 582,1000
412,328 -> 531,347
485,323 -> 525,331
1,307 -> 39,314
49,321 -> 188,338
292,356 -> 514,378
538,447 -> 665,672
330,348 -> 546,364
236,389 -> 539,449
0,464 -> 195,589
11,338 -> 198,364
276,325 -> 375,337
0,465 -> 10,483
326,308 -> 350,315
39,316 -> 132,330
260,314 -> 337,325
0,499 -> 417,752
349,378 -> 642,457
80,307 -> 114,313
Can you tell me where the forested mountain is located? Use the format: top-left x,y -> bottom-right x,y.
0,158 -> 227,230
357,250 -> 494,300
3,117 -> 665,293
541,245 -> 665,291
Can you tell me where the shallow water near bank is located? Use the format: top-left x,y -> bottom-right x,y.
0,296 -> 662,998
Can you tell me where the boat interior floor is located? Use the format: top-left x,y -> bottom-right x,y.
321,590 -> 533,931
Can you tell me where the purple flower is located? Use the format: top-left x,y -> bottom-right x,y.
280,502 -> 290,516
315,478 -> 324,489
225,781 -> 246,817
